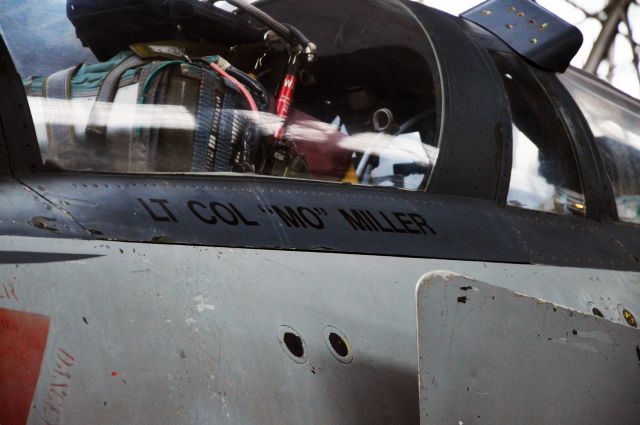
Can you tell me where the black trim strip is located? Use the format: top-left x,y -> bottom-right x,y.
0,251 -> 102,264
17,173 -> 640,272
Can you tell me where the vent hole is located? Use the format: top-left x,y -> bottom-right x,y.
283,332 -> 304,358
592,307 -> 604,317
328,332 -> 349,357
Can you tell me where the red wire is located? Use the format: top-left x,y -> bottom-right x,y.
208,61 -> 258,112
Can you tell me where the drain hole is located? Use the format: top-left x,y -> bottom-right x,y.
323,326 -> 353,363
592,307 -> 604,318
278,326 -> 307,364
283,332 -> 305,358
328,332 -> 349,357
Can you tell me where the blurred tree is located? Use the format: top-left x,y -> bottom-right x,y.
537,0 -> 639,97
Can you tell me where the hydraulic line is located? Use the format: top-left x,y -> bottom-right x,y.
224,0 -> 295,45
213,0 -> 317,173
274,59 -> 299,140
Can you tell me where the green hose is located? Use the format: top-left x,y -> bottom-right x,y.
135,60 -> 184,137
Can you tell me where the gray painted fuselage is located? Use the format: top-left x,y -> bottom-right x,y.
1,235 -> 638,424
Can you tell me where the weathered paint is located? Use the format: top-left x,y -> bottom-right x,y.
417,271 -> 640,425
0,308 -> 50,425
0,235 -> 638,424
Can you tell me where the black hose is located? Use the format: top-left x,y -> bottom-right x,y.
283,24 -> 311,47
224,0 -> 295,44
226,66 -> 270,111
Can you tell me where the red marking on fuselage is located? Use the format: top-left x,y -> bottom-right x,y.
0,307 -> 51,425
42,348 -> 75,425
57,348 -> 75,362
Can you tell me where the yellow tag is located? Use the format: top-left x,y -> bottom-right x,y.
341,164 -> 359,184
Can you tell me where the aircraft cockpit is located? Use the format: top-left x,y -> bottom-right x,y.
3,4 -> 640,423
4,0 -> 439,190
1,0 -> 639,223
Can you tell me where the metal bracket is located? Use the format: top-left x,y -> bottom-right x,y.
417,271 -> 640,425
462,0 -> 583,72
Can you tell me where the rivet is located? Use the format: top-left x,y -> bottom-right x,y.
539,23 -> 549,30
507,6 -> 516,12
506,24 -> 515,30
623,309 -> 637,328
530,37 -> 538,44
482,9 -> 492,15
517,11 -> 525,17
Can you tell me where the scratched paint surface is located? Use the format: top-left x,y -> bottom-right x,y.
0,235 -> 637,425
0,308 -> 51,425
416,272 -> 640,425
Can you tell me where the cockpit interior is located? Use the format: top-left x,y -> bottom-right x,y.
0,0 -> 639,222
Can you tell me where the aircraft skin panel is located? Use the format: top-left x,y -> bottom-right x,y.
417,272 -> 640,425
0,235 -> 638,425
15,174 -> 640,272
0,178 -> 89,240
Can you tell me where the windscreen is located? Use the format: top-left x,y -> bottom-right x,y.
0,0 -> 440,191
490,51 -> 586,216
560,68 -> 640,223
